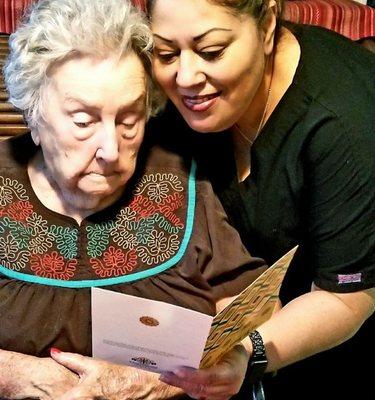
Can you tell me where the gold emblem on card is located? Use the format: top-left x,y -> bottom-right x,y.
139,316 -> 159,327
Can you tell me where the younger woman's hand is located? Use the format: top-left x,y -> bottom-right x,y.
159,345 -> 250,400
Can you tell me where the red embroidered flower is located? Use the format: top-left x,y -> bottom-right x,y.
6,201 -> 34,222
91,246 -> 137,278
30,251 -> 77,280
129,195 -> 158,220
158,193 -> 184,229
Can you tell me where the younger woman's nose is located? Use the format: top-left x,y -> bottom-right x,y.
175,53 -> 206,88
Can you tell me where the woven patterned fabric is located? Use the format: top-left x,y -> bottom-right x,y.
284,0 -> 375,41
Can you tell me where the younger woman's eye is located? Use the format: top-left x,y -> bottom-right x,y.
199,48 -> 225,61
154,49 -> 179,63
122,122 -> 136,129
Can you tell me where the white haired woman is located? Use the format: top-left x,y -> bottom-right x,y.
0,0 -> 267,399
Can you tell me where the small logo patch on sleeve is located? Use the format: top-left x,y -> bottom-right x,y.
338,273 -> 362,284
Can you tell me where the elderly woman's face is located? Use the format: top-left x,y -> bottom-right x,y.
33,54 -> 147,200
151,0 -> 273,133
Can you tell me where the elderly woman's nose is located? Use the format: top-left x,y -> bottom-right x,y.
176,53 -> 205,88
95,124 -> 120,163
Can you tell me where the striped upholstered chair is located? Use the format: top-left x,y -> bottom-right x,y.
284,0 -> 375,42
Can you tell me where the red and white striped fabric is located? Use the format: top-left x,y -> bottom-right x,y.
0,0 -> 147,34
0,0 -> 34,33
131,0 -> 146,12
0,0 -> 374,40
284,0 -> 375,41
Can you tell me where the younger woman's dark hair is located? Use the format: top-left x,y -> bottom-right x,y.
147,0 -> 284,25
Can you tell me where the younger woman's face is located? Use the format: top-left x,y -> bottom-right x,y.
151,0 -> 275,132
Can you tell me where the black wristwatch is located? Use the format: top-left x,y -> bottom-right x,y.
247,330 -> 268,384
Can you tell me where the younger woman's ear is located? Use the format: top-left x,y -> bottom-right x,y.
262,0 -> 277,56
30,128 -> 40,146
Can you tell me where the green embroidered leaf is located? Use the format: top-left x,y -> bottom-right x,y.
86,222 -> 114,258
50,225 -> 79,260
0,217 -> 31,249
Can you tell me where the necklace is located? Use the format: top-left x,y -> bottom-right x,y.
234,54 -> 274,146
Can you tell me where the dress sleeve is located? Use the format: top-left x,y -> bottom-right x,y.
306,116 -> 375,292
189,179 -> 267,301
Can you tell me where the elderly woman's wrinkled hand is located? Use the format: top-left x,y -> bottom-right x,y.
0,350 -> 78,399
50,350 -> 183,400
159,345 -> 250,400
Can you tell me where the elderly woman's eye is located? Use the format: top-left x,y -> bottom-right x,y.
118,119 -> 138,139
74,121 -> 92,128
72,113 -> 94,128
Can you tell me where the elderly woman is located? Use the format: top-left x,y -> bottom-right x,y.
0,0 -> 266,399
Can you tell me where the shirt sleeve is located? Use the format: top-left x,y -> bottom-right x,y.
306,115 -> 375,292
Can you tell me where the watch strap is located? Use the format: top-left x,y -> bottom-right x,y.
247,330 -> 268,384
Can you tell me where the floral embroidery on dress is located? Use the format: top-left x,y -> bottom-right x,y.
90,246 -> 137,278
87,222 -> 114,259
30,251 -> 77,280
0,170 -> 187,280
135,173 -> 183,202
0,233 -> 30,271
50,225 -> 78,260
137,230 -> 179,265
6,201 -> 33,222
0,177 -> 28,207
88,172 -> 186,277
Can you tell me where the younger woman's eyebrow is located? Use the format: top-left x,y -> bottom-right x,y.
153,28 -> 232,44
153,34 -> 173,43
193,28 -> 232,42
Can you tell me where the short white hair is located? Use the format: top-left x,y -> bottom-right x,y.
4,0 -> 164,127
